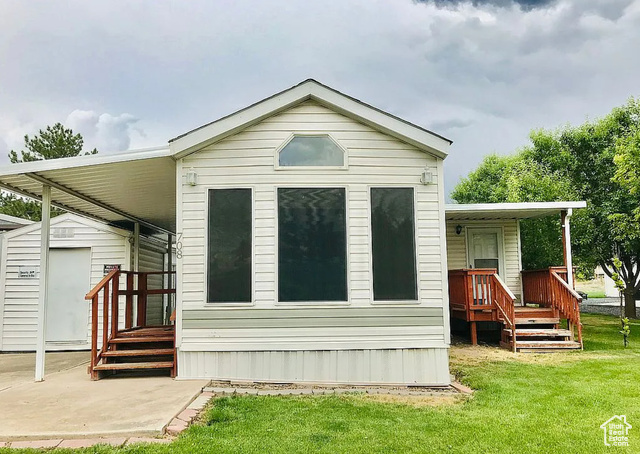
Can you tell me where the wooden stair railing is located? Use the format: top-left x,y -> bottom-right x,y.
491,273 -> 517,353
521,267 -> 583,348
85,269 -> 120,380
549,269 -> 583,348
85,269 -> 177,380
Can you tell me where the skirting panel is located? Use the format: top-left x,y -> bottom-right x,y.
177,348 -> 450,386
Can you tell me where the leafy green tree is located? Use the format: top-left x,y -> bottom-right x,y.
454,98 -> 640,318
1,123 -> 97,221
451,153 -> 572,270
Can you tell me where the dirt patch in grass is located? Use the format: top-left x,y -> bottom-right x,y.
450,343 -> 616,368
356,393 -> 467,408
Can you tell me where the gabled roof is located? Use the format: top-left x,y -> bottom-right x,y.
600,415 -> 632,429
0,213 -> 33,230
1,212 -> 130,240
169,79 -> 452,160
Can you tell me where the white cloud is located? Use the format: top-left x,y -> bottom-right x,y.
0,0 -> 638,191
66,110 -> 141,153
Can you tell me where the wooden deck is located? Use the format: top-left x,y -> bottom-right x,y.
85,270 -> 176,380
449,267 -> 583,352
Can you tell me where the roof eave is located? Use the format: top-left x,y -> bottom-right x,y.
170,79 -> 451,160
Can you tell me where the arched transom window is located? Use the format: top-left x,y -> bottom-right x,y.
277,135 -> 345,167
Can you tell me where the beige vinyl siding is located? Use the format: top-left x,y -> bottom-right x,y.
445,219 -> 522,300
0,215 -> 130,351
175,100 -> 449,382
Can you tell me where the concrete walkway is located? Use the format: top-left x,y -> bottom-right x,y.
0,352 -> 207,441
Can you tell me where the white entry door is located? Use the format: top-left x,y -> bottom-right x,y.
46,248 -> 91,343
467,228 -> 504,277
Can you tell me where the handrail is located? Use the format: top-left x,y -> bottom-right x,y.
550,270 -> 583,348
85,269 -> 118,300
84,269 -> 177,379
492,273 -> 517,353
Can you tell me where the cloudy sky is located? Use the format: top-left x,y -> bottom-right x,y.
1,0 -> 638,194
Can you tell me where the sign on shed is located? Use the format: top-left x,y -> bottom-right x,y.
103,264 -> 121,275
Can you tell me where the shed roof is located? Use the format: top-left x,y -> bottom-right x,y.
0,213 -> 33,231
445,201 -> 587,221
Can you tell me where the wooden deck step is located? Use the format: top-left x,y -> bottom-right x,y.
93,361 -> 174,371
515,317 -> 560,325
109,336 -> 174,343
102,348 -> 175,357
516,340 -> 581,350
505,329 -> 572,337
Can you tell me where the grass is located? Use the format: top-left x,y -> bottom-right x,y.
3,314 -> 639,453
587,291 -> 606,298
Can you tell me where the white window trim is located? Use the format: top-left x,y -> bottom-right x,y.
204,186 -> 256,306
367,185 -> 421,306
274,132 -> 349,171
274,185 -> 351,306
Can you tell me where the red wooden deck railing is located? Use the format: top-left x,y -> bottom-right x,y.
84,270 -> 176,380
448,268 -> 516,349
521,266 -> 582,347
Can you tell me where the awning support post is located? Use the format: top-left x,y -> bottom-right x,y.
166,233 -> 173,323
35,184 -> 51,382
561,209 -> 574,289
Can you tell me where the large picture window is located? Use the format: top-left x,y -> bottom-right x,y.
371,187 -> 418,301
278,188 -> 347,302
207,188 -> 252,303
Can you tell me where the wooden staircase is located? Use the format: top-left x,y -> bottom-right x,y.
500,307 -> 582,352
85,269 -> 176,380
91,325 -> 176,377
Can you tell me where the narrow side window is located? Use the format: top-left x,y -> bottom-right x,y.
207,188 -> 252,303
371,187 -> 418,301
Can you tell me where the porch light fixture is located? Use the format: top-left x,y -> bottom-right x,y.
455,225 -> 463,235
420,169 -> 434,185
185,168 -> 198,186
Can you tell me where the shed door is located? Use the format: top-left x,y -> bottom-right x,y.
46,248 -> 91,343
467,228 -> 504,277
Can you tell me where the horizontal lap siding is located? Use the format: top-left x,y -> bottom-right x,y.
445,219 -> 521,300
178,100 -> 447,358
1,217 -> 129,351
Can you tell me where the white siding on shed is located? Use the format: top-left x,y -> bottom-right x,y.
0,214 -> 131,351
446,219 -> 522,300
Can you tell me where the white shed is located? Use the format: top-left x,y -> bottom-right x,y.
0,213 -> 167,352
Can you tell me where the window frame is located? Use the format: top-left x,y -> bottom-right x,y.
274,185 -> 351,307
204,186 -> 255,306
368,185 -> 421,305
274,133 -> 349,171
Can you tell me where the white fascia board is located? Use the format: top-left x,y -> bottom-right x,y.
170,80 -> 451,160
0,213 -> 33,225
0,147 -> 172,177
445,201 -> 587,213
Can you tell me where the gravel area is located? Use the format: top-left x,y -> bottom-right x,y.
580,297 -> 639,317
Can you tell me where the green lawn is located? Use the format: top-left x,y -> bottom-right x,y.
3,314 -> 639,453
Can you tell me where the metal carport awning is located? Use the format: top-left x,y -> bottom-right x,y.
0,147 -> 177,234
0,148 -> 177,381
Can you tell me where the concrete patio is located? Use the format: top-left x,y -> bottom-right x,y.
0,352 -> 207,441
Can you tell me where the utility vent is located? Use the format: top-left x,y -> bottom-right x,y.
52,227 -> 75,238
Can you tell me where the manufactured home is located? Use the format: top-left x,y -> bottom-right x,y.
0,80 -> 585,385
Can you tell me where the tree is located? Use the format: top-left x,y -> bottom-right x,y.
0,123 -> 97,221
454,97 -> 640,318
451,153 -> 573,270
8,122 -> 97,163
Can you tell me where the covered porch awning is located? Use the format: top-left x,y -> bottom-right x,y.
445,201 -> 587,221
0,147 -> 177,234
